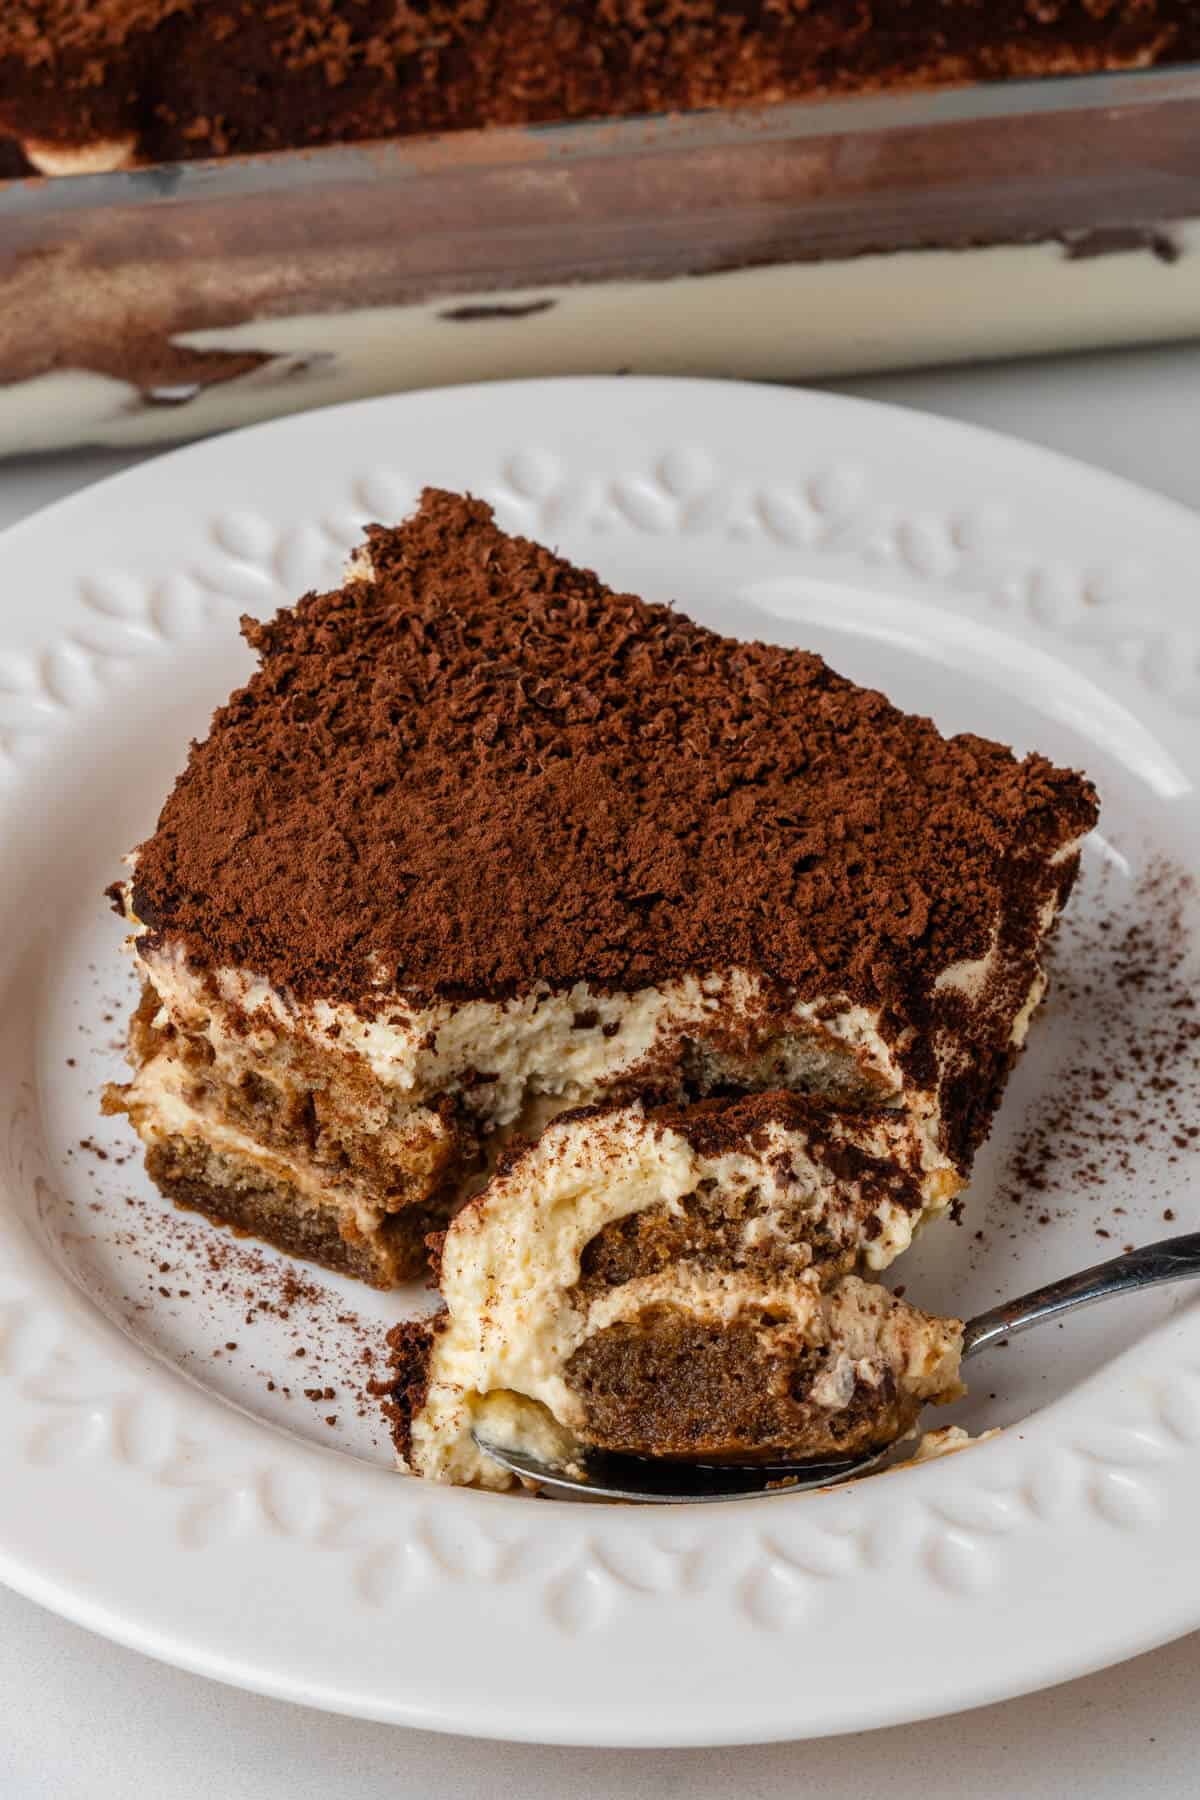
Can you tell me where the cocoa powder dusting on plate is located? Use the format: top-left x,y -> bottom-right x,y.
996,855 -> 1199,1232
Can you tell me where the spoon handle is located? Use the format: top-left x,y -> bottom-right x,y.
962,1230 -> 1200,1360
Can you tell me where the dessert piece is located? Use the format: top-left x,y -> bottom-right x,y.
388,1096 -> 966,1487
106,487 -> 1096,1284
3,3 -> 1198,175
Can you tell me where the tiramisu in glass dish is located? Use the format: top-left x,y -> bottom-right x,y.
5,10 -> 1200,455
105,487 -> 1096,1479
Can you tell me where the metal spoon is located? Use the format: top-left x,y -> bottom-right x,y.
473,1230 -> 1200,1503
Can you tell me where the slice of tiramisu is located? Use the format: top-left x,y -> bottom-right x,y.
105,487 -> 1096,1285
388,1096 -> 966,1487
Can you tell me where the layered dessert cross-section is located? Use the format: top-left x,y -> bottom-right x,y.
388,1095 -> 967,1487
105,487 -> 1096,1286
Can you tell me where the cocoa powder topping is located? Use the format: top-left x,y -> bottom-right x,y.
131,489 -> 1096,1029
4,4 -> 1200,169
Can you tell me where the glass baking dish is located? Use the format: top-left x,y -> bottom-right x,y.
2,61 -> 1199,457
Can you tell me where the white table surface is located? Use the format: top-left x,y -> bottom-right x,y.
3,343 -> 1198,1799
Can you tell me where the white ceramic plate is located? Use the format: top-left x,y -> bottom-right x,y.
1,378 -> 1198,1747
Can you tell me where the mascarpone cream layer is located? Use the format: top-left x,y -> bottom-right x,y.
8,231 -> 1199,457
134,928 -> 918,1132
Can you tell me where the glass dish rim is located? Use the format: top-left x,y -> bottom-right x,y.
4,57 -> 1200,220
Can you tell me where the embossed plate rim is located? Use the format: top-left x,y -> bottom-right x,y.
0,376 -> 1198,1746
